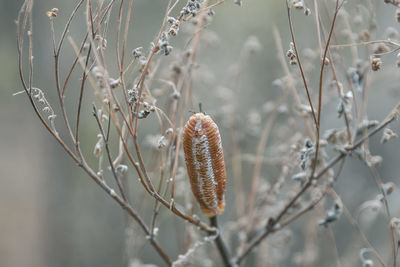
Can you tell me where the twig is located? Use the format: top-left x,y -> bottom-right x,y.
285,0 -> 317,126
331,40 -> 400,49
209,216 -> 233,267
314,0 -> 352,145
311,0 -> 342,178
75,42 -> 92,146
93,103 -> 128,202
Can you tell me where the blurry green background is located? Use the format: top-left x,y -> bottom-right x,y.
1,0 -> 400,266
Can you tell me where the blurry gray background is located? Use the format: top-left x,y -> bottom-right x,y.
1,0 -> 399,266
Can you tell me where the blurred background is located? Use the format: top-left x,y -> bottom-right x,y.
1,0 -> 400,266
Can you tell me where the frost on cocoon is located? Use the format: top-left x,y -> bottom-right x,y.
183,113 -> 226,217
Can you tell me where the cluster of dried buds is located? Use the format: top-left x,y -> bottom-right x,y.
46,8 -> 59,18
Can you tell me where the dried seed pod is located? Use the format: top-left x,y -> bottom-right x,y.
183,113 -> 226,217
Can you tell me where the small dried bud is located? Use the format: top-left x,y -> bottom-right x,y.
360,248 -> 375,267
374,43 -> 389,54
363,259 -> 374,267
171,90 -> 181,99
391,217 -> 400,232
286,43 -> 296,59
287,42 -> 297,65
367,155 -> 383,167
135,110 -> 151,119
291,172 -> 307,185
158,136 -> 167,149
356,120 -> 379,135
383,182 -> 395,195
132,47 -> 143,58
293,0 -> 304,9
318,200 -> 343,227
207,9 -> 215,16
127,87 -> 138,106
165,128 -> 173,135
323,57 -> 330,66
46,11 -> 57,18
117,164 -> 128,174
359,29 -> 370,42
167,16 -> 177,24
381,128 -> 398,143
168,27 -> 178,36
48,114 -> 57,121
164,45 -> 173,56
110,189 -> 117,198
82,43 -> 90,51
371,57 -> 382,71
109,78 -> 121,89
234,0 -> 242,6
93,139 -> 103,157
181,0 -> 202,16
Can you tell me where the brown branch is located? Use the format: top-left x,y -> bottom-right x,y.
93,104 -> 128,202
313,0 -> 352,145
311,0 -> 342,178
75,43 -> 92,145
285,0 -> 317,126
210,216 -> 233,267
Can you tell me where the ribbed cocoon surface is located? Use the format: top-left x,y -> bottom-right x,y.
183,113 -> 226,217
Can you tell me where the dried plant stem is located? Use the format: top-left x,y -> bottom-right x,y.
62,1 -> 115,97
314,0 -> 352,145
132,0 -> 174,135
49,0 -> 86,145
319,0 -> 359,120
93,104 -> 128,201
286,0 -> 317,126
209,216 -> 233,267
311,0 -> 341,177
75,44 -> 91,147
272,26 -> 314,137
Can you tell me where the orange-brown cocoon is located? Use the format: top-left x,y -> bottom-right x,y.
183,113 -> 226,217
